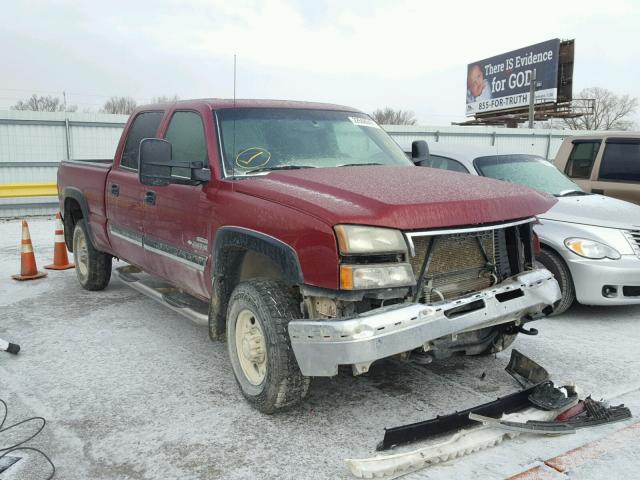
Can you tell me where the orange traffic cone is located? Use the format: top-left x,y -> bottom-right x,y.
45,213 -> 74,270
12,220 -> 48,281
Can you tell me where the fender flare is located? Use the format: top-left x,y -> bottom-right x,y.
212,226 -> 303,284
62,187 -> 94,249
208,226 -> 304,340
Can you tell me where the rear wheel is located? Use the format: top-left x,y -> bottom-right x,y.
537,248 -> 575,316
226,280 -> 310,414
73,220 -> 112,291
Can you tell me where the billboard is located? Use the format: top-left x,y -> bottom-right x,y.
466,39 -> 561,117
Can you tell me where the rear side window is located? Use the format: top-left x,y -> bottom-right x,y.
564,141 -> 600,179
422,155 -> 469,173
599,140 -> 640,182
121,111 -> 164,169
164,111 -> 208,177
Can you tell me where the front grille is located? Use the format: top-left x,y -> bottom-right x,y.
410,230 -> 499,303
625,230 -> 640,258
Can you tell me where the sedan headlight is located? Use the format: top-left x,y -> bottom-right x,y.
564,238 -> 621,260
334,225 -> 407,254
340,263 -> 415,290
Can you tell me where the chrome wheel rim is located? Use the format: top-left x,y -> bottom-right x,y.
74,229 -> 89,278
235,309 -> 267,385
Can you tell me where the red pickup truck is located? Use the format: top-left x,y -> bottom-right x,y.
57,99 -> 560,413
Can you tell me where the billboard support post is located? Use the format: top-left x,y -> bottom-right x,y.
528,69 -> 537,128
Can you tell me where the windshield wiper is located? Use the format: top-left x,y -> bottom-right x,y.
556,189 -> 590,197
243,165 -> 315,174
337,163 -> 383,167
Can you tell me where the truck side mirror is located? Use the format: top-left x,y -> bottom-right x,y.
139,138 -> 211,186
139,138 -> 173,186
411,140 -> 430,165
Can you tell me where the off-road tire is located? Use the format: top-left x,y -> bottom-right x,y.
72,220 -> 112,291
226,280 -> 310,414
537,248 -> 575,316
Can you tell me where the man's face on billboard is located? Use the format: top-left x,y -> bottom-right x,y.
468,65 -> 484,97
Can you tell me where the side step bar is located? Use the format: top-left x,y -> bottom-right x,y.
113,266 -> 209,326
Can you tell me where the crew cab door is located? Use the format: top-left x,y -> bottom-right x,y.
142,110 -> 212,297
105,111 -> 164,266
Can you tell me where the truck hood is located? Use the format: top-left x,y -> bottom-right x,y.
234,166 -> 556,230
540,194 -> 640,230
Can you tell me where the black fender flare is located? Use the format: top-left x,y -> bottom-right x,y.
208,226 -> 304,340
62,187 -> 93,250
212,227 -> 303,284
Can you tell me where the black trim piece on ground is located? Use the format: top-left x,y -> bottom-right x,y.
377,381 -> 550,451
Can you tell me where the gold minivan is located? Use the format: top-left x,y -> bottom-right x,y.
555,134 -> 640,205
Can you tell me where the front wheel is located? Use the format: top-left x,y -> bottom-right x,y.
73,220 -> 112,291
226,280 -> 310,414
536,248 -> 575,316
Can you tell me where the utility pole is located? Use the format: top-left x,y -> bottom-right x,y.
63,91 -> 71,160
527,69 -> 537,128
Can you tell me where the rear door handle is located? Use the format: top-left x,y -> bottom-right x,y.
144,191 -> 156,206
110,184 -> 119,197
592,188 -> 605,195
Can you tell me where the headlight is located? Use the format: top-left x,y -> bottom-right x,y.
340,263 -> 415,290
335,225 -> 407,254
564,238 -> 621,260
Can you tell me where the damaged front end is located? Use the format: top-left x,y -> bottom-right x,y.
290,219 -> 561,377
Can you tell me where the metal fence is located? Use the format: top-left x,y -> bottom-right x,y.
0,110 -> 127,217
384,125 -> 601,159
0,109 -> 609,218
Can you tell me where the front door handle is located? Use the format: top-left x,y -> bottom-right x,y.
592,188 -> 605,195
144,191 -> 156,206
111,184 -> 120,197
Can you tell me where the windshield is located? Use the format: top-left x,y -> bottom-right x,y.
474,154 -> 584,196
215,108 -> 412,176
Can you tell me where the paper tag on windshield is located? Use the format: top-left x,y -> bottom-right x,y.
349,116 -> 381,129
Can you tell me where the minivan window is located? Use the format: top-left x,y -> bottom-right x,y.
165,111 -> 208,177
599,141 -> 640,182
215,108 -> 412,176
564,141 -> 600,179
121,111 -> 164,170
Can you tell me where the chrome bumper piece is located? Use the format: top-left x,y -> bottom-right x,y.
288,270 -> 560,377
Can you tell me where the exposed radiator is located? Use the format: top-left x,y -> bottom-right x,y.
409,230 -> 504,303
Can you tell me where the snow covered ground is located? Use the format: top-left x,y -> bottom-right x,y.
1,217 -> 639,479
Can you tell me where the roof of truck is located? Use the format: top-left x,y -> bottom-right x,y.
137,98 -> 362,113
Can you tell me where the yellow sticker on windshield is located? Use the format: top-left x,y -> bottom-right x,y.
235,147 -> 272,169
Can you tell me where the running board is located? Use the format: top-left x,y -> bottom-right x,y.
114,266 -> 209,326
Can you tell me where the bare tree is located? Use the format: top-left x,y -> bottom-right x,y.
565,87 -> 638,131
371,107 -> 417,125
12,94 -> 77,112
101,96 -> 137,115
151,94 -> 180,103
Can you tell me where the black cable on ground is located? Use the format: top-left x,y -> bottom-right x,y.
0,399 -> 55,479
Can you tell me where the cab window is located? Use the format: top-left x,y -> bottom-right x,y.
564,140 -> 600,179
121,111 -> 164,170
164,111 -> 209,177
599,139 -> 640,182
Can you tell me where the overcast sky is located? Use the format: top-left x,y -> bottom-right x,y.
2,0 -> 639,124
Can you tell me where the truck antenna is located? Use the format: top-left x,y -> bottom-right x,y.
232,54 -> 237,178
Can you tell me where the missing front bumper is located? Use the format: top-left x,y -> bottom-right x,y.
288,269 -> 560,377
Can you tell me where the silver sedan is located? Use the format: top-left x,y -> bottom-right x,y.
413,143 -> 640,314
